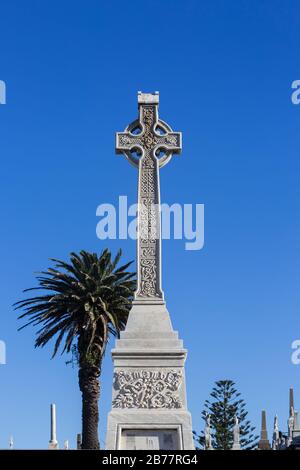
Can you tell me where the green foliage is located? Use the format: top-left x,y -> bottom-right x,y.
15,249 -> 136,367
194,380 -> 258,450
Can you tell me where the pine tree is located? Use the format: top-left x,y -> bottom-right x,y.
193,380 -> 258,450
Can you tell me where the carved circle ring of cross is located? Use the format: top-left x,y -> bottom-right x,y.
121,118 -> 176,169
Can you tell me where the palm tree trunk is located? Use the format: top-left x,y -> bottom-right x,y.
79,365 -> 100,449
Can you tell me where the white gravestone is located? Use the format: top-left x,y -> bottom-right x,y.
105,92 -> 194,450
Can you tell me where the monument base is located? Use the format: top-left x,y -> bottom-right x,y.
105,302 -> 194,450
232,443 -> 241,450
106,410 -> 194,450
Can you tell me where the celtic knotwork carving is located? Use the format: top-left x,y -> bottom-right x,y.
165,135 -> 178,146
119,135 -> 134,146
143,107 -> 154,125
142,154 -> 155,169
141,134 -> 158,150
141,247 -> 156,257
140,258 -> 157,296
112,369 -> 183,409
116,95 -> 182,301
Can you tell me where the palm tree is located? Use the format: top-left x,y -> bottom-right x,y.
14,249 -> 136,449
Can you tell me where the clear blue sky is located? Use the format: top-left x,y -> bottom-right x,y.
0,0 -> 299,449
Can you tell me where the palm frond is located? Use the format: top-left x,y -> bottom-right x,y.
15,249 -> 136,366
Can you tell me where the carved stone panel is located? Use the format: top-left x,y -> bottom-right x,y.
112,369 -> 183,409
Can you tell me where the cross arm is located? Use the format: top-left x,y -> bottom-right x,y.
116,132 -> 142,154
156,131 -> 182,154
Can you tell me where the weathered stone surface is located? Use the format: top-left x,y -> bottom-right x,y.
106,92 -> 194,450
112,369 -> 183,409
115,92 -> 181,302
120,429 -> 178,450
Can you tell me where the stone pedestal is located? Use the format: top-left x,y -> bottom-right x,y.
231,442 -> 241,450
106,301 -> 194,450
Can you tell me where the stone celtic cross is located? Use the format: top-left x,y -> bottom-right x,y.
116,92 -> 182,302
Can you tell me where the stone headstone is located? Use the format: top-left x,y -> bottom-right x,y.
105,92 -> 194,450
204,414 -> 214,450
258,410 -> 271,450
272,415 -> 280,450
231,416 -> 241,450
48,404 -> 59,450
